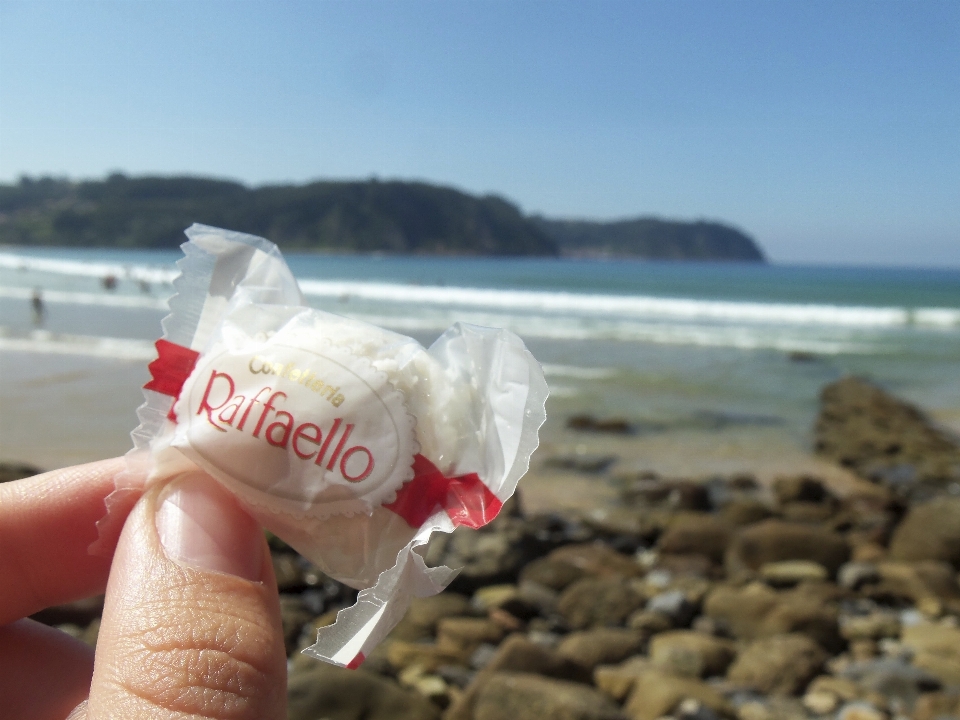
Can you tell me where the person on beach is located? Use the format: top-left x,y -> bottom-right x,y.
31,288 -> 45,327
0,459 -> 288,719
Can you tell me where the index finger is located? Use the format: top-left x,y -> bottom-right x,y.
0,458 -> 134,625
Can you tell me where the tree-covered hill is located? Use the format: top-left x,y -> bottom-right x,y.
0,175 -> 765,261
531,216 -> 764,261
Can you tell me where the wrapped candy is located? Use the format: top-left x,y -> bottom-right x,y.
99,224 -> 548,667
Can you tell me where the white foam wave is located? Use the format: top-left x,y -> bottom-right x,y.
0,329 -> 156,361
0,286 -> 169,310
341,310 -> 878,355
914,308 -> 960,328
301,279 -> 921,328
0,252 -> 177,285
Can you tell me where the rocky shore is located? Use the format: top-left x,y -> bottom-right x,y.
20,376 -> 960,720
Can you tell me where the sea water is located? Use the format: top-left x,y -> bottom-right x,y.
1,246 -> 958,470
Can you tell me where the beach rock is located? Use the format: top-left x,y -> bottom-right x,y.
594,656 -> 653,701
772,475 -> 832,505
472,672 -> 627,720
287,663 -> 441,720
802,675 -> 861,715
868,561 -> 960,615
547,542 -> 644,578
429,519 -> 555,593
557,576 -> 645,629
623,668 -> 734,720
759,560 -> 828,586
726,634 -> 828,695
901,623 -> 960,685
628,609 -> 674,634
580,506 -> 655,545
555,628 -> 645,670
0,461 -> 42,483
719,498 -> 775,527
30,595 -> 104,626
519,557 -> 587,590
543,453 -> 619,474
658,513 -> 733,565
836,701 -> 887,720
443,634 -> 592,720
390,593 -> 473,642
815,377 -> 960,498
725,520 -> 849,576
912,692 -> 960,720
841,657 -> 941,707
839,611 -> 901,641
567,414 -> 634,434
703,582 -> 842,651
387,639 -> 470,673
649,630 -> 737,678
888,498 -> 960,569
620,477 -> 712,513
436,617 -> 506,657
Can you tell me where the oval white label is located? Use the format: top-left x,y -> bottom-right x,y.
174,341 -> 416,515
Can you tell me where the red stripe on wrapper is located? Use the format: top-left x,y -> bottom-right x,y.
385,454 -> 503,530
346,652 -> 365,669
143,339 -> 200,421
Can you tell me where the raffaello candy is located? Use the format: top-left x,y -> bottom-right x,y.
98,224 -> 548,667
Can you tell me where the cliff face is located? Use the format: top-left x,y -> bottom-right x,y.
0,175 -> 764,261
532,216 -> 765,262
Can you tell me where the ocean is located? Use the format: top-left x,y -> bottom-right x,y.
1,246 -> 958,479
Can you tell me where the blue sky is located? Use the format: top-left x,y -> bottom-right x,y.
1,1 -> 958,266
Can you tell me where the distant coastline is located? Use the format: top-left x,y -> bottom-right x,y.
0,174 -> 765,262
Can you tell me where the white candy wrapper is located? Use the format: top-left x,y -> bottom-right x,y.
100,224 -> 547,668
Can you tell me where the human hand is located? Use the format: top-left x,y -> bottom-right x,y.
0,459 -> 288,719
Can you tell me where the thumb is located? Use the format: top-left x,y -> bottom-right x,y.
85,472 -> 287,719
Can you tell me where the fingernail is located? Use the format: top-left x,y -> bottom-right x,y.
155,475 -> 262,581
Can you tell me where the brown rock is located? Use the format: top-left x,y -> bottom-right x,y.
594,656 -> 652,701
443,634 -> 591,720
839,611 -> 900,641
773,475 -> 832,505
391,593 -> 473,641
726,634 -> 828,695
901,623 -> 960,686
548,543 -> 644,578
623,668 -> 734,720
436,617 -> 506,656
657,513 -> 733,565
555,628 -> 645,670
888,498 -> 960,570
288,662 -> 441,720
387,640 -> 469,673
719,498 -> 774,527
473,672 -> 627,720
649,630 -> 737,678
815,376 -> 960,496
725,520 -> 849,576
913,692 -> 960,720
518,557 -> 587,590
869,561 -> 960,614
703,582 -> 842,651
557,576 -> 645,630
